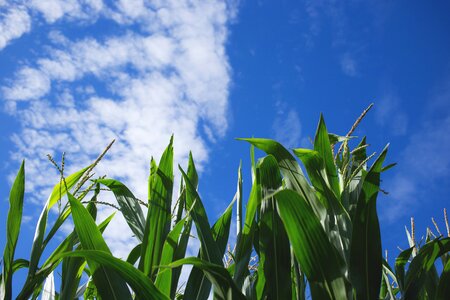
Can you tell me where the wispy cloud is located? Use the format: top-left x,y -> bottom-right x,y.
380,78 -> 450,222
375,92 -> 408,136
340,53 -> 358,77
272,98 -> 302,148
1,0 -> 236,256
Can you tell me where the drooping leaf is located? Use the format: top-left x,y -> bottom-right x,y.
57,250 -> 169,300
403,237 -> 450,299
127,244 -> 142,265
395,246 -> 414,293
437,250 -> 450,300
97,178 -> 146,241
60,191 -> 99,300
68,193 -> 131,299
238,138 -> 326,225
16,212 -> 114,300
169,257 -> 246,300
26,166 -> 90,284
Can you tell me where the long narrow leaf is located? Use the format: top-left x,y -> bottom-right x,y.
275,189 -> 348,300
169,257 -> 246,300
184,196 -> 234,299
255,155 -> 291,299
238,138 -> 326,225
437,250 -> 450,300
314,115 -> 340,196
1,161 -> 25,300
155,218 -> 186,296
178,167 -> 222,265
403,237 -> 450,298
68,193 -> 131,299
349,146 -> 388,300
140,137 -> 174,278
57,250 -> 169,300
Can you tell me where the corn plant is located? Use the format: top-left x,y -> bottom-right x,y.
1,108 -> 449,299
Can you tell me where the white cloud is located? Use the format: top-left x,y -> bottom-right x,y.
272,101 -> 302,148
380,79 -> 450,223
2,0 -> 235,257
340,53 -> 357,77
375,93 -> 408,136
29,0 -> 103,23
3,67 -> 51,101
0,6 -> 31,50
380,175 -> 416,223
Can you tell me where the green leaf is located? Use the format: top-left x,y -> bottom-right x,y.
274,189 -> 349,300
97,178 -> 146,241
169,257 -> 246,300
238,138 -> 326,225
437,250 -> 450,300
12,259 -> 29,273
314,114 -> 340,196
255,155 -> 291,300
233,158 -> 260,288
184,196 -> 234,299
403,237 -> 450,299
127,244 -> 142,265
341,137 -> 368,218
170,154 -> 198,298
293,148 -> 352,263
27,166 -> 90,283
140,137 -> 174,278
179,166 -> 222,265
57,250 -> 169,300
349,146 -> 388,300
68,193 -> 132,299
395,247 -> 414,293
60,249 -> 86,299
155,218 -> 185,296
236,160 -> 243,238
48,165 -> 91,209
1,161 -> 25,300
16,212 -> 114,300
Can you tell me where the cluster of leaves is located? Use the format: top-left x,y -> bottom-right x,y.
1,111 -> 449,299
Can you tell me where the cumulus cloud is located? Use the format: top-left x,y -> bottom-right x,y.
0,6 -> 31,50
3,68 -> 50,101
2,0 -> 235,256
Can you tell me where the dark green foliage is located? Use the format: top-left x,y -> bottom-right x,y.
1,113 -> 448,300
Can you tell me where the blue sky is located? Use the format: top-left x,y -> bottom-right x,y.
1,0 -> 450,294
